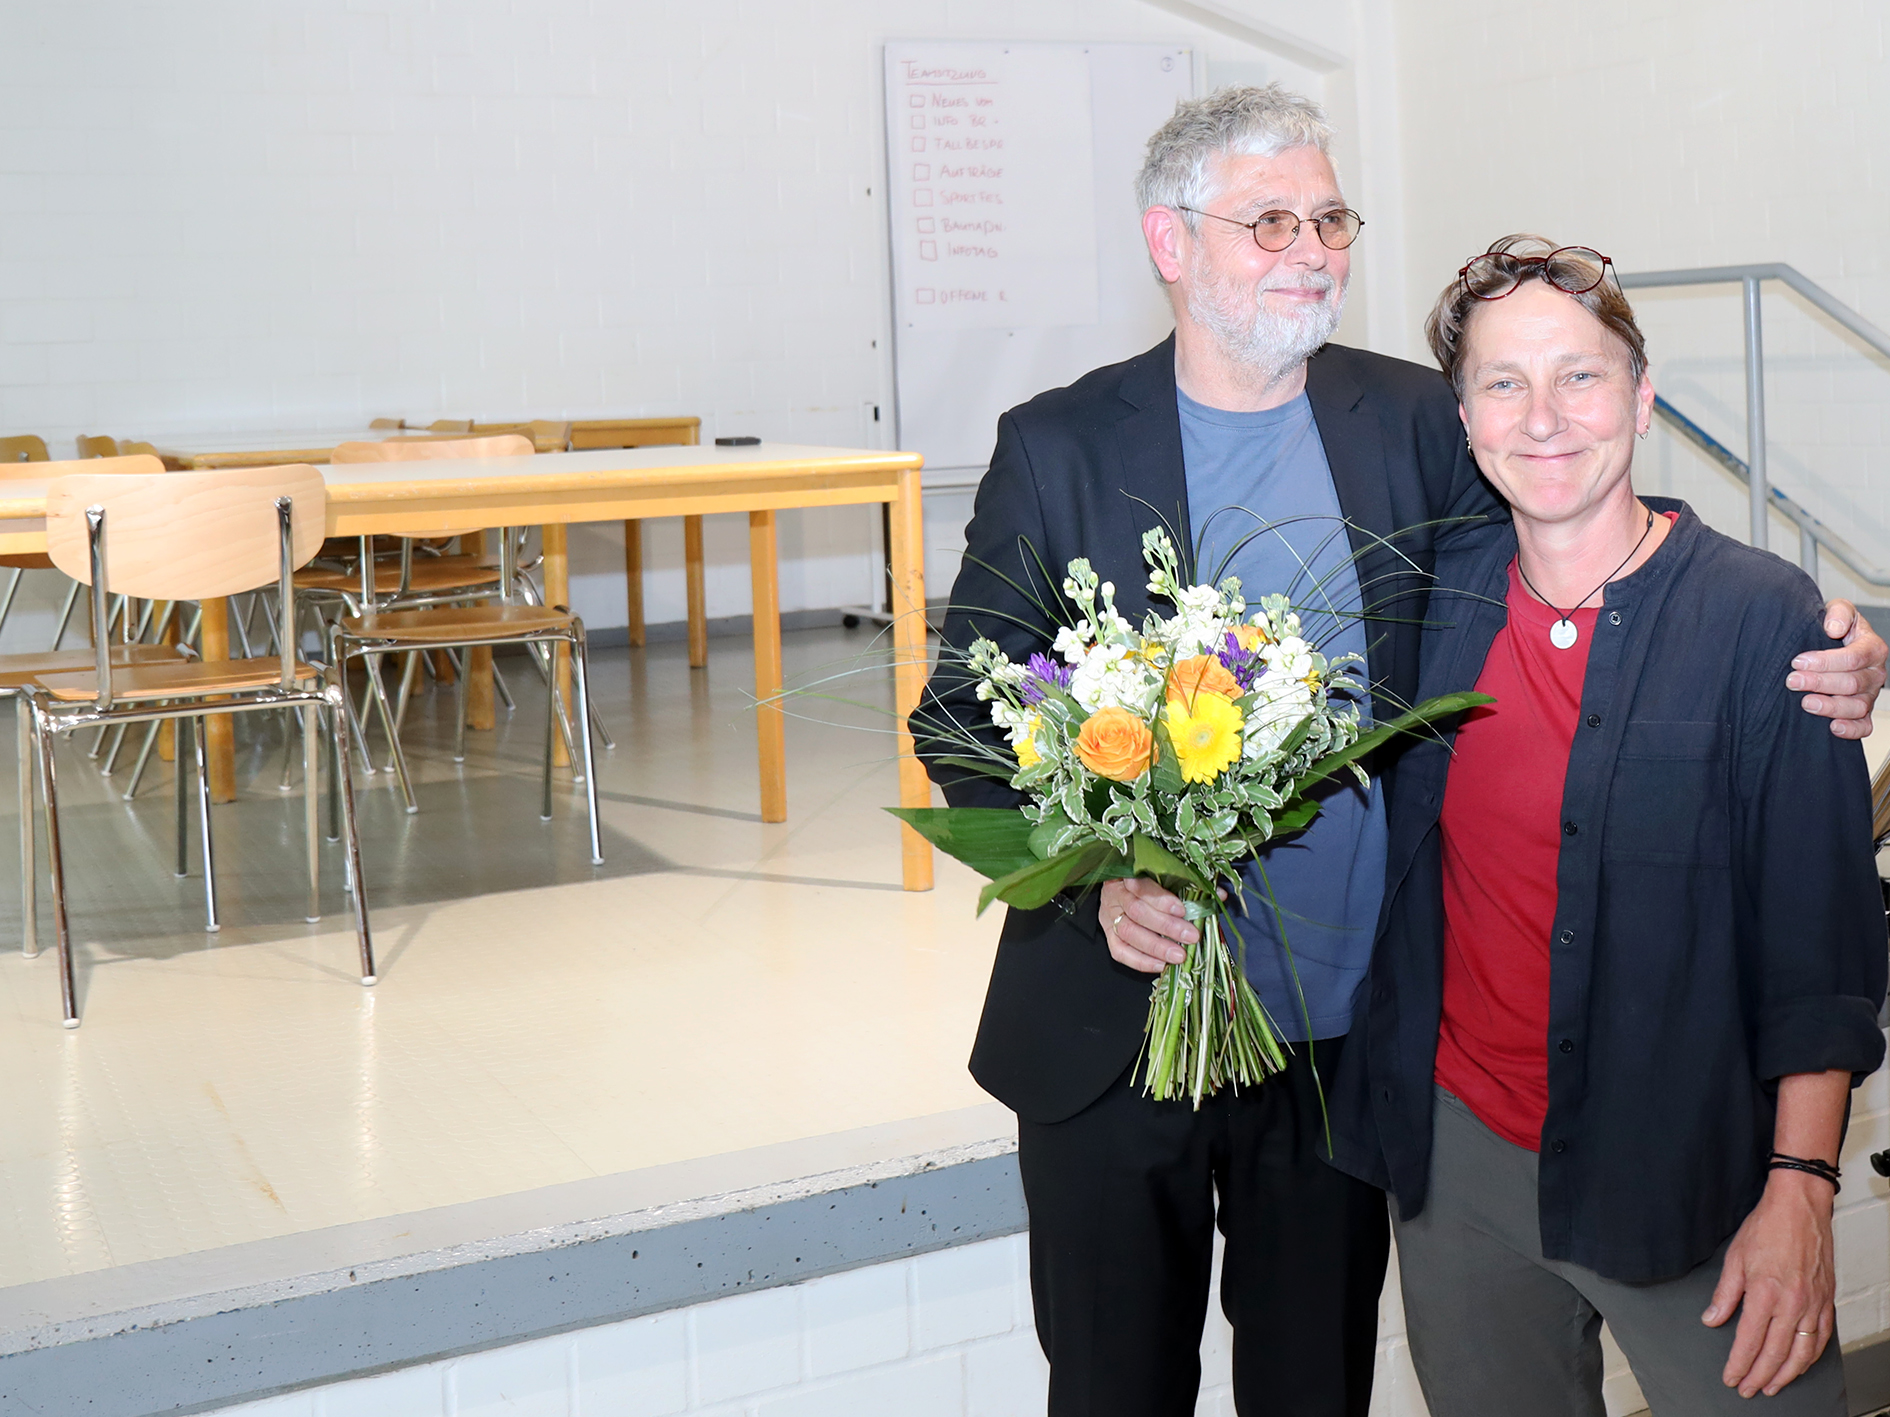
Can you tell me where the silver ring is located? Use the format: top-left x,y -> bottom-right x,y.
1111,912 -> 1125,927
1796,1330 -> 1814,1339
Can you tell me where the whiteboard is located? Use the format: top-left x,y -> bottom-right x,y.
884,41 -> 1194,477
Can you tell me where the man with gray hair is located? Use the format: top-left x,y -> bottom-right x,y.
918,84 -> 1884,1415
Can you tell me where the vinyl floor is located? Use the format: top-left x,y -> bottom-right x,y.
0,625 -> 1000,1288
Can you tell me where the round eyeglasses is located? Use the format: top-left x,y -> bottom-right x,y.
1177,205 -> 1365,252
1459,246 -> 1614,301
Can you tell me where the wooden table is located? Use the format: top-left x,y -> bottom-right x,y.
0,443 -> 935,891
144,427 -> 406,470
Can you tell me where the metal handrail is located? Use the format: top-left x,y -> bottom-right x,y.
1650,394 -> 1890,588
1618,262 -> 1890,561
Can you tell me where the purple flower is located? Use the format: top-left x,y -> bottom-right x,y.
1021,652 -> 1074,705
1219,630 -> 1264,691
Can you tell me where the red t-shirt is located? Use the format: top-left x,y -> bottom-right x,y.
1434,561 -> 1598,1150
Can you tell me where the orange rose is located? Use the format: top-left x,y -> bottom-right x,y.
1166,654 -> 1241,705
1232,623 -> 1266,651
1073,707 -> 1157,782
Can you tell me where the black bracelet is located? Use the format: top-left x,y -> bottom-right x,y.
1769,1152 -> 1841,1193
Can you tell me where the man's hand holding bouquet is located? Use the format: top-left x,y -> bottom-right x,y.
898,526 -> 1486,1109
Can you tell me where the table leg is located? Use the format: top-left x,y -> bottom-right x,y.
889,470 -> 932,891
622,519 -> 646,648
684,515 -> 708,669
748,511 -> 785,823
200,596 -> 236,803
543,524 -> 571,767
467,530 -> 494,731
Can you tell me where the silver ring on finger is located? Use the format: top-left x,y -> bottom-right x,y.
1111,913 -> 1125,927
1796,1330 -> 1815,1338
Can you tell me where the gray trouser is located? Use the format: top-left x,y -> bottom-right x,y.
1393,1087 -> 1845,1417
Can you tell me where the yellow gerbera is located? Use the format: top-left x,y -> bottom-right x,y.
1015,713 -> 1042,768
1164,692 -> 1245,783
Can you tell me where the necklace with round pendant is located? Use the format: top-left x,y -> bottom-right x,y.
1518,507 -> 1658,652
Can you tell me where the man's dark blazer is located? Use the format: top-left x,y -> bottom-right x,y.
918,334 -> 1500,1125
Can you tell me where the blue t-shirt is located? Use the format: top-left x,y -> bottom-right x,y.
1177,387 -> 1389,1042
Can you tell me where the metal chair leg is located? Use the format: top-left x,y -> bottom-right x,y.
49,579 -> 81,651
122,721 -> 160,800
327,684 -> 342,845
454,654 -> 468,763
17,698 -> 36,960
193,715 -> 219,934
364,652 -> 418,814
175,716 -> 190,878
231,593 -> 256,659
541,650 -> 557,821
0,567 -> 24,641
572,632 -> 604,866
326,687 -> 374,981
342,659 -> 377,777
34,705 -> 78,1028
303,704 -> 320,923
530,642 -> 582,781
98,722 -> 129,774
492,659 -> 516,711
393,650 -> 420,730
279,707 -> 299,792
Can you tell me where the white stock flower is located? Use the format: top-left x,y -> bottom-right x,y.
990,700 -> 1030,734
1052,625 -> 1090,664
1243,674 -> 1314,756
1068,641 -> 1160,714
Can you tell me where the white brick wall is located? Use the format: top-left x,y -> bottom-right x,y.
195,1226 -> 1657,1417
205,1085 -> 1890,1417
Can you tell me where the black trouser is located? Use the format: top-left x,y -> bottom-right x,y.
1017,1037 -> 1389,1417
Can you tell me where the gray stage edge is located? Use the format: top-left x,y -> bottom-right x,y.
0,1122 -> 1024,1417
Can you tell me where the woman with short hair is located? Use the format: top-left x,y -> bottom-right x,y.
1327,235 -> 1887,1415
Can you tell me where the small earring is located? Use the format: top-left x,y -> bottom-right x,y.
1637,429 -> 1648,440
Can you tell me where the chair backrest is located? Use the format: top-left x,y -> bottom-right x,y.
331,434 -> 533,464
75,435 -> 120,459
567,416 -> 699,451
428,419 -> 473,434
45,465 -> 327,601
0,435 -> 48,463
471,420 -> 571,453
368,418 -> 404,430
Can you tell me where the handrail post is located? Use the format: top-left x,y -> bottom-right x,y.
1800,525 -> 1819,580
1743,276 -> 1769,551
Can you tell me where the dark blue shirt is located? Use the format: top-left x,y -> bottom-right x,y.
1178,388 -> 1387,1041
1328,501 -> 1887,1282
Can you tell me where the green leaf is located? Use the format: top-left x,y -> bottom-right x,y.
1175,794 -> 1196,837
1027,808 -> 1072,859
1288,690 -> 1492,797
1130,832 -> 1210,893
977,839 -> 1124,915
886,807 -> 1039,880
1273,712 -> 1315,760
1149,713 -> 1186,794
927,755 -> 1017,782
1264,798 -> 1321,839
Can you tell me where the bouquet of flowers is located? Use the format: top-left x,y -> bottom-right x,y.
896,526 -> 1485,1108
